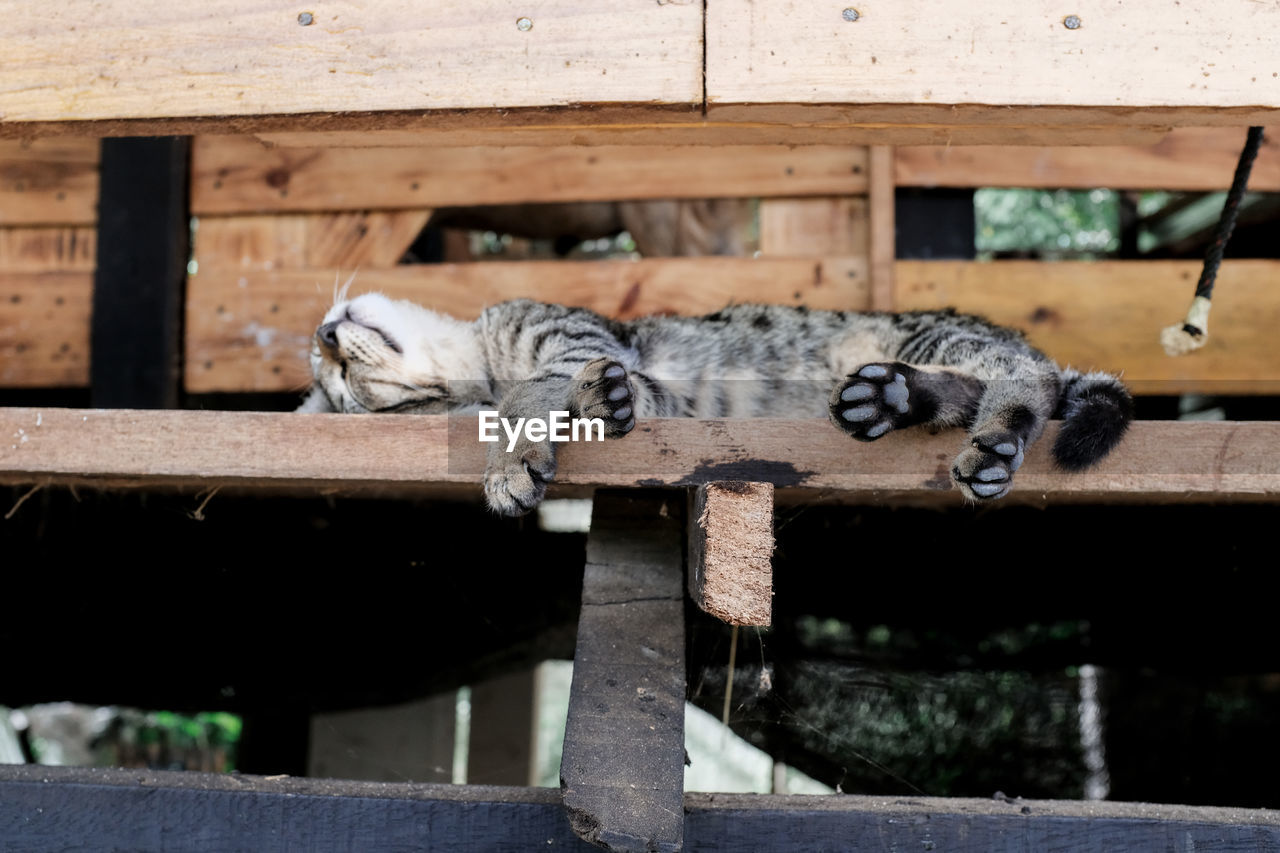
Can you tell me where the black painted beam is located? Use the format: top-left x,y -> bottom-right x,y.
2,766 -> 1278,853
91,137 -> 190,409
560,490 -> 687,853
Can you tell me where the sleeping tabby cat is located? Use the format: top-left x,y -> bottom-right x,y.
298,292 -> 1132,516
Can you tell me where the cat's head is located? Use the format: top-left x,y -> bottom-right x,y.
302,291 -> 491,414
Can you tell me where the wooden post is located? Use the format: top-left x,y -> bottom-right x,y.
560,490 -> 686,853
868,145 -> 896,311
687,481 -> 774,627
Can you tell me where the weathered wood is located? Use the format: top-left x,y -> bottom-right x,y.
91,138 -> 189,408
0,272 -> 91,387
562,490 -> 686,852
0,1 -> 702,124
0,226 -> 96,273
0,138 -> 99,225
758,198 -> 869,257
897,260 -> 1280,395
183,258 -> 870,392
896,126 -> 1280,191
2,410 -> 1279,505
194,211 -> 433,271
2,765 -> 1278,853
706,1 -> 1280,118
868,145 -> 896,311
192,137 -> 869,214
688,481 -> 774,627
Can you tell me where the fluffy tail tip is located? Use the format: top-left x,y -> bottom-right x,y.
1052,375 -> 1134,471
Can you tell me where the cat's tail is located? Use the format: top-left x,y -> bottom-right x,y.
1052,369 -> 1134,471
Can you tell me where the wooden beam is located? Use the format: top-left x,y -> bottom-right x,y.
896,260 -> 1280,394
194,211 -> 433,271
183,259 -> 870,392
0,1 -> 702,124
706,1 -> 1280,121
3,410 -> 1280,505
0,272 -> 91,387
2,765 -> 1278,852
688,482 -> 774,627
896,126 -> 1280,191
0,139 -> 99,226
868,146 -> 896,311
0,227 -> 96,273
191,137 -> 869,214
562,490 -> 686,852
758,198 -> 869,257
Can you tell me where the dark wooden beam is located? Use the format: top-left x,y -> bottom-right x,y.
2,766 -> 1278,852
560,490 -> 687,852
91,137 -> 190,408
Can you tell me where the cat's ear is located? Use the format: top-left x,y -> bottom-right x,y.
296,386 -> 335,413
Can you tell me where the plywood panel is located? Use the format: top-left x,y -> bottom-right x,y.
192,137 -> 869,214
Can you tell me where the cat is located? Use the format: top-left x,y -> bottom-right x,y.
298,292 -> 1132,516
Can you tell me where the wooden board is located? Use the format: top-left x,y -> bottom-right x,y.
869,146 -> 896,311
191,136 -> 869,214
897,260 -> 1280,395
562,490 -> 686,852
195,211 -> 433,270
0,272 -> 91,387
184,258 -> 870,392
758,198 -> 869,257
896,126 -> 1280,191
688,482 -> 774,627
3,410 -> 1280,505
0,227 -> 96,273
0,1 -> 702,123
706,1 -> 1280,117
0,139 -> 99,226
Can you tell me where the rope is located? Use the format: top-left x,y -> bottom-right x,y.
1161,126 -> 1266,356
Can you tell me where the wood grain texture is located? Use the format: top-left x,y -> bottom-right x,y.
0,272 -> 91,387
2,410 -> 1279,505
896,126 -> 1280,190
758,198 -> 869,257
0,138 -> 99,225
897,260 -> 1280,394
191,136 -> 869,214
0,227 -> 95,273
869,145 -> 896,311
562,490 -> 685,852
183,259 -> 870,392
195,211 -> 433,270
688,481 -> 774,627
0,1 -> 702,123
707,1 -> 1280,111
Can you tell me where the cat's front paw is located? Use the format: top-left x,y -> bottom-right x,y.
829,363 -> 913,441
483,440 -> 557,516
951,431 -> 1025,501
571,358 -> 636,438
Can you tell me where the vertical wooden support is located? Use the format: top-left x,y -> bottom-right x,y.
91,137 -> 190,408
561,490 -> 686,853
869,145 -> 896,311
468,668 -> 538,786
687,481 -> 774,627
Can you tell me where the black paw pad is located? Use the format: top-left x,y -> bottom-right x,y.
829,363 -> 912,441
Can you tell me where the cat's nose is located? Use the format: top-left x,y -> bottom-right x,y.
317,320 -> 341,353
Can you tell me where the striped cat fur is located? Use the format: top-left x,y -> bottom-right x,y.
299,293 -> 1132,515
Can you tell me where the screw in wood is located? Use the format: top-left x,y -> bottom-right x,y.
1063,14 -> 1082,29
297,11 -> 314,25
516,16 -> 533,31
842,8 -> 860,22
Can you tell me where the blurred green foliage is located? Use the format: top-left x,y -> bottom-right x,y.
976,188 -> 1119,258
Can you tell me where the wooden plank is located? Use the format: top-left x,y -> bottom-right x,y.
2,765 -> 1279,853
3,410 -> 1280,505
194,211 -> 433,270
191,136 -> 869,214
706,1 -> 1280,119
896,126 -> 1280,191
91,138 -> 189,408
0,272 -> 91,387
0,138 -> 99,225
688,481 -> 774,627
183,258 -> 870,392
0,226 -> 95,273
562,490 -> 685,852
868,146 -> 896,311
896,260 -> 1280,395
758,198 -> 869,257
0,1 -> 702,124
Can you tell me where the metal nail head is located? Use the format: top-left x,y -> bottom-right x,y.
517,16 -> 533,31
842,8 -> 860,22
1063,14 -> 1082,29
297,11 -> 314,25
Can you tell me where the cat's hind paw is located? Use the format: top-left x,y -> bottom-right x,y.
572,358 -> 636,438
829,363 -> 913,441
950,431 -> 1025,501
